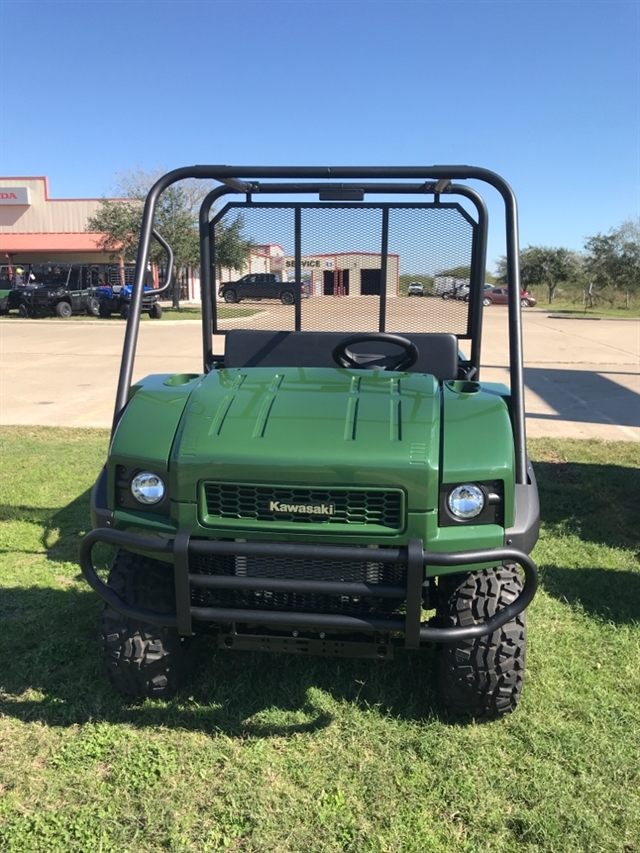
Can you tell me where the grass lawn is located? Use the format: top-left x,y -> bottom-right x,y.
530,297 -> 640,319
156,305 -> 264,322
0,429 -> 638,853
0,305 -> 259,322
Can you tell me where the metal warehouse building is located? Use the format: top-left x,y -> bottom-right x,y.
0,177 -> 111,264
270,251 -> 400,297
220,243 -> 400,297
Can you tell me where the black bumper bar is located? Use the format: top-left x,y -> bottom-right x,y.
79,529 -> 538,646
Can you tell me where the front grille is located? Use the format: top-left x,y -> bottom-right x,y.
202,483 -> 404,531
190,551 -> 407,616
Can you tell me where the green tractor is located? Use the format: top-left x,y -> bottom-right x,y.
80,166 -> 539,719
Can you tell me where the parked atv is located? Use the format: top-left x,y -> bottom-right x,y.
96,231 -> 173,319
0,273 -> 27,315
17,264 -> 100,318
97,283 -> 163,319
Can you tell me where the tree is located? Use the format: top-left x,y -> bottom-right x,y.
88,168 -> 251,309
583,220 -> 640,308
214,213 -> 253,280
495,245 -> 582,303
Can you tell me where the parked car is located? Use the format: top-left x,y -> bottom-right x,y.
441,283 -> 469,300
219,273 -> 309,304
462,284 -> 495,303
407,282 -> 424,296
442,283 -> 497,302
482,287 -> 537,308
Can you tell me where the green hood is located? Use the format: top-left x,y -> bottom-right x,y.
171,367 -> 440,511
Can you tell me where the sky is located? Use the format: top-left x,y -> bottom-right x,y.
0,0 -> 638,270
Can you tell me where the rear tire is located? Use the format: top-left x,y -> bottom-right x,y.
223,289 -> 237,303
55,301 -> 72,318
436,566 -> 526,720
101,550 -> 196,699
86,297 -> 100,317
149,302 -> 162,319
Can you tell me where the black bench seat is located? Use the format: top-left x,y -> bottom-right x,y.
223,330 -> 459,381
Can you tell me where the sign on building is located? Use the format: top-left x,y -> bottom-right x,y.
0,187 -> 31,205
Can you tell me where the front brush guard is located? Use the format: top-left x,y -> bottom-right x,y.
79,529 -> 538,647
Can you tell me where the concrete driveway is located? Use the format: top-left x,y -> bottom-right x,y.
0,309 -> 638,440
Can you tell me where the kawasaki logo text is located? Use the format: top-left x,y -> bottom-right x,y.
269,501 -> 335,516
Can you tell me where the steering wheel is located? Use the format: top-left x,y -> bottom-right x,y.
332,333 -> 419,371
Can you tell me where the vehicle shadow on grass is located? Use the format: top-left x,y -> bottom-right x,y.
539,566 -> 640,625
0,584 -> 442,735
534,458 -> 640,622
0,489 -> 105,567
534,459 -> 640,553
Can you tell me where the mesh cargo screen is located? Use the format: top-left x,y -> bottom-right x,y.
212,202 -> 475,337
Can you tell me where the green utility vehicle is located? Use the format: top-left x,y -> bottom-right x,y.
80,166 -> 539,719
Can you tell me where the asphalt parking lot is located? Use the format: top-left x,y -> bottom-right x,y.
0,306 -> 638,440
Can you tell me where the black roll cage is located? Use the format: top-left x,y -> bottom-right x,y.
115,166 -> 527,485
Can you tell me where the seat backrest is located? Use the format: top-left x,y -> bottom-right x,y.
224,330 -> 459,381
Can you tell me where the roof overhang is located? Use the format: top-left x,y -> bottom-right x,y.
0,233 -> 107,253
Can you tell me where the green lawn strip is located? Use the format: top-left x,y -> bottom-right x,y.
529,298 -> 640,319
0,305 -> 259,322
1,430 -> 638,852
157,306 -> 260,321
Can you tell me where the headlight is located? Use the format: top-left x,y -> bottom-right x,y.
447,484 -> 485,519
131,471 -> 166,505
